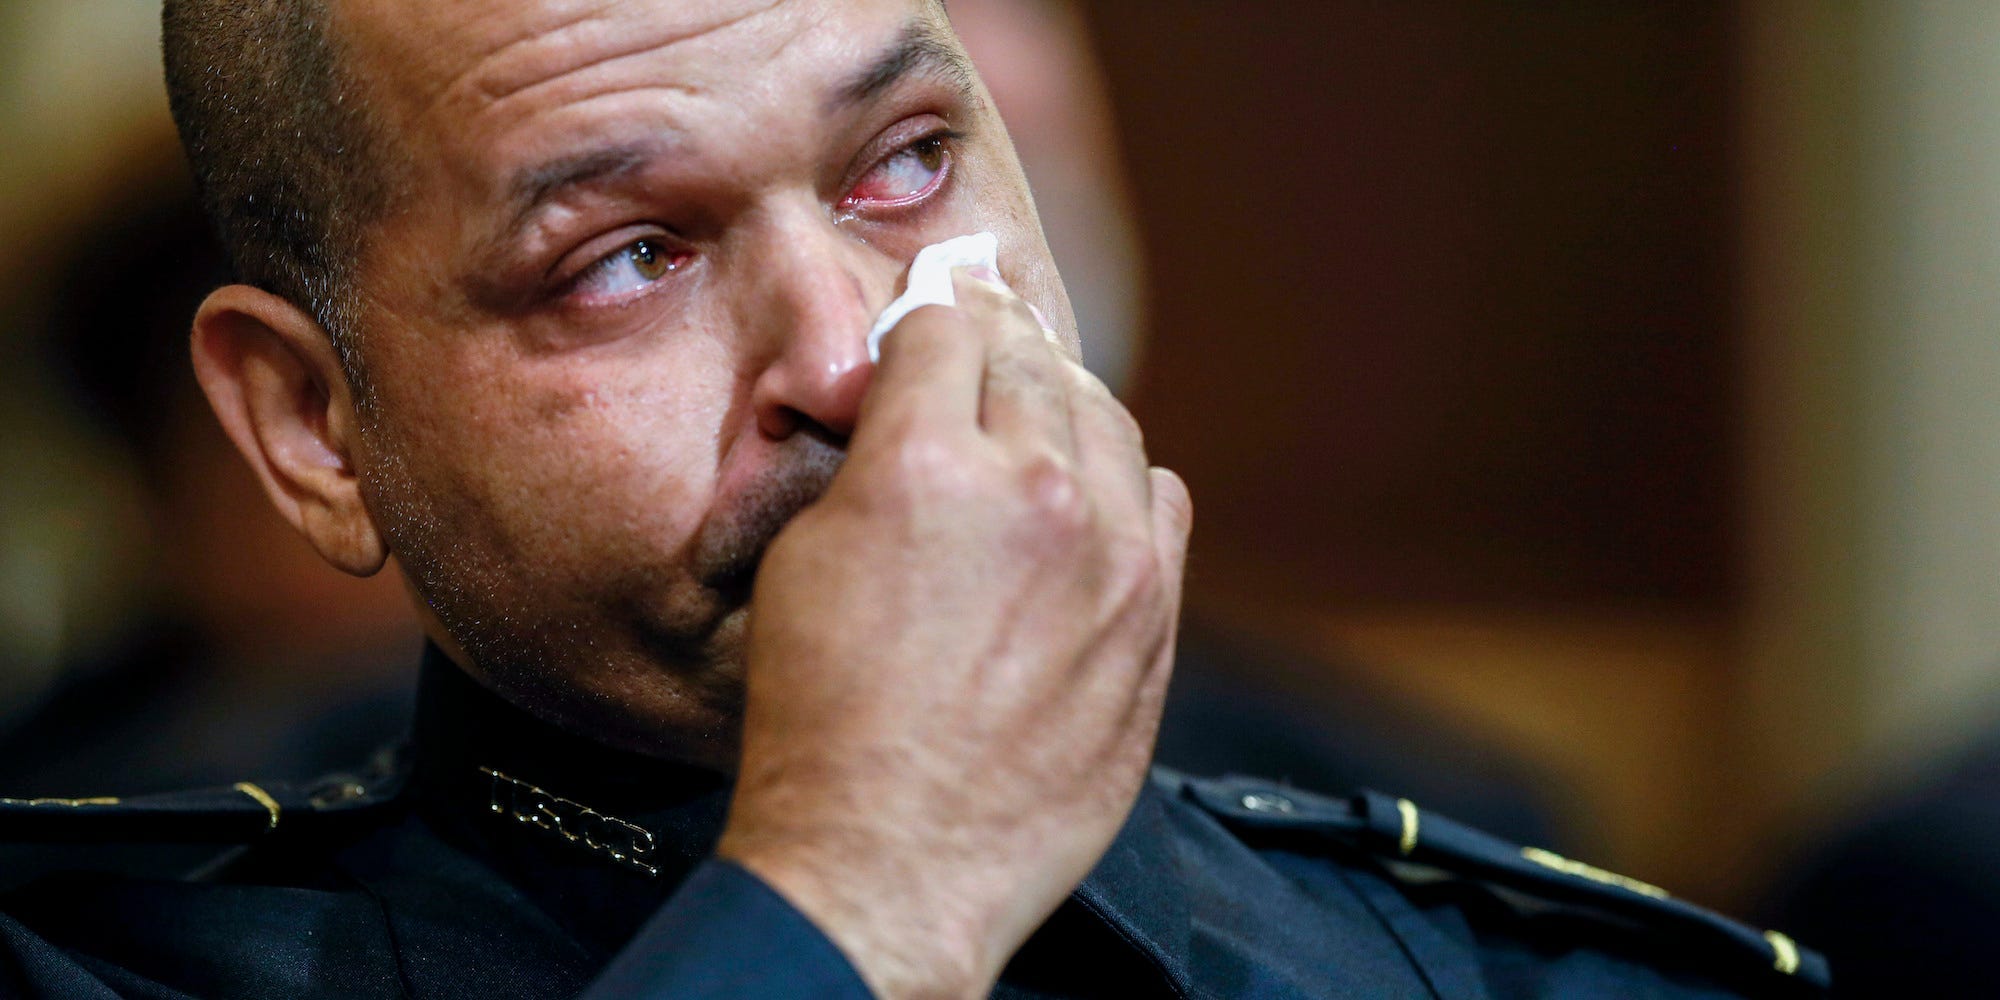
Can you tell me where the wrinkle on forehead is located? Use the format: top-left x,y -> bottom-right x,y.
340,0 -> 796,124
459,0 -> 790,108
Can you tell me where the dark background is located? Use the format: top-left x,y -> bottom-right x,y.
1096,2 -> 1738,607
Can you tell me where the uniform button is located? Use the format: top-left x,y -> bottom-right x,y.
1240,791 -> 1296,814
309,781 -> 368,808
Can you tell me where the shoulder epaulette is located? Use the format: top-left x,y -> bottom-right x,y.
0,746 -> 409,843
1163,771 -> 1830,995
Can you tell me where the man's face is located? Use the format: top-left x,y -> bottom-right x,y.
333,0 -> 1074,761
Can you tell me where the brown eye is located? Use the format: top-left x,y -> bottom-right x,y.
630,240 -> 673,281
914,136 -> 945,173
574,236 -> 689,299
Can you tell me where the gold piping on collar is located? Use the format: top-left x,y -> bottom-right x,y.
1394,798 -> 1420,856
0,795 -> 119,807
1765,929 -> 1801,975
233,781 -> 281,832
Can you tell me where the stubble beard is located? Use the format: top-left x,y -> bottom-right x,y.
368,428 -> 847,762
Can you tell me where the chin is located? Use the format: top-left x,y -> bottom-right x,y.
590,601 -> 756,756
538,637 -> 751,771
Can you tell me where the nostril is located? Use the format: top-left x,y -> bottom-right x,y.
752,347 -> 873,443
756,402 -> 802,442
765,403 -> 854,450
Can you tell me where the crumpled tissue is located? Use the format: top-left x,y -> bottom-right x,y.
865,231 -> 1000,362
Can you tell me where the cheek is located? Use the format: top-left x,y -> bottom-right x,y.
944,143 -> 1069,333
541,374 -> 725,545
363,331 -> 737,587
977,214 -> 1078,360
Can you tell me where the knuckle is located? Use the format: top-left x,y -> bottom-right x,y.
1014,450 -> 1087,528
998,294 -> 1042,333
959,285 -> 1043,341
1105,533 -> 1164,594
1060,354 -> 1113,395
1061,364 -> 1145,449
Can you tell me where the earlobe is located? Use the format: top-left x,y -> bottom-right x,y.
189,285 -> 389,577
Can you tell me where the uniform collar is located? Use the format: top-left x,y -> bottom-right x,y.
410,644 -> 734,839
408,645 -> 732,958
408,643 -> 1194,992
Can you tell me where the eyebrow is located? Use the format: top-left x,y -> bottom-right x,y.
490,16 -> 975,251
507,144 -> 661,221
483,139 -> 675,268
825,17 -> 977,114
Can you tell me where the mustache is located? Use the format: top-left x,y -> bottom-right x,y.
689,434 -> 846,604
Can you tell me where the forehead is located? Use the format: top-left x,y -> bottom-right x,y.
337,0 -> 933,164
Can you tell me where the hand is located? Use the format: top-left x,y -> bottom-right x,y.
716,267 -> 1193,998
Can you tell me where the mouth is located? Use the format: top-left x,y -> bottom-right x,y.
690,434 -> 845,607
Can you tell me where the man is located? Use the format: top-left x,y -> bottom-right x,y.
0,0 -> 1825,997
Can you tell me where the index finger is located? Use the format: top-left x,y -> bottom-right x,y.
856,303 -> 992,443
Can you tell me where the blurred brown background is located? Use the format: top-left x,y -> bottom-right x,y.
5,0 -> 1999,916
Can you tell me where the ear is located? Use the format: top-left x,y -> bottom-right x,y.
190,285 -> 388,577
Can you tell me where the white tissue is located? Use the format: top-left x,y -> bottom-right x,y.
865,231 -> 1000,362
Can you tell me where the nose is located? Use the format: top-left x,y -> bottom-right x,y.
744,214 -> 895,443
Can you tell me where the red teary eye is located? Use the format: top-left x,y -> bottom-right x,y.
843,136 -> 948,208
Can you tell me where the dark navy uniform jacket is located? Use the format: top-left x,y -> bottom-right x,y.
0,647 -> 1827,999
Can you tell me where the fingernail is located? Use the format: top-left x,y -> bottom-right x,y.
963,264 -> 1006,288
1027,302 -> 1052,329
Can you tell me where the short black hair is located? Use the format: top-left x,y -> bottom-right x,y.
160,0 -> 395,386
